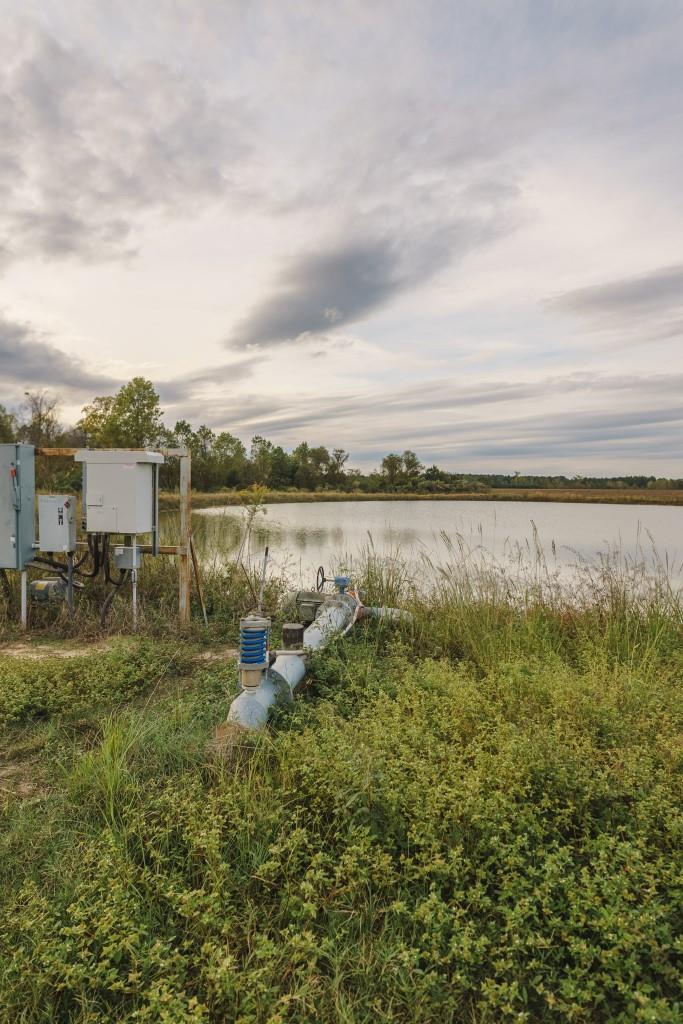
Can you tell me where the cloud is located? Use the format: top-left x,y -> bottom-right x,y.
546,264 -> 683,343
0,314 -> 119,393
165,369 -> 683,472
0,21 -> 252,266
228,211 -> 516,349
157,359 -> 257,405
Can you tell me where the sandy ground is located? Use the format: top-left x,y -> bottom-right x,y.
0,641 -> 237,661
0,639 -> 239,800
0,640 -> 111,660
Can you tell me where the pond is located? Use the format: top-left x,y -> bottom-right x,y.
186,499 -> 683,590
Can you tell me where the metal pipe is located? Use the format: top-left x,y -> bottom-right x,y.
66,551 -> 74,616
20,570 -> 27,630
360,605 -> 413,623
131,534 -> 137,631
227,592 -> 359,729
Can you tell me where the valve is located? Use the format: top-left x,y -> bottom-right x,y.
238,614 -> 270,690
316,566 -> 352,595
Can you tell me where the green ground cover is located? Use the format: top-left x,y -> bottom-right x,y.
0,555 -> 682,1022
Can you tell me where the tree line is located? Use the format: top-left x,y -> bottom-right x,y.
1,378 -> 681,493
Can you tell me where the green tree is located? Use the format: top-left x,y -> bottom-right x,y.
0,404 -> 16,442
214,432 -> 248,487
77,396 -> 116,446
380,452 -> 403,488
250,436 -> 274,485
78,378 -> 164,448
401,450 -> 423,484
19,391 -> 61,446
327,448 -> 349,487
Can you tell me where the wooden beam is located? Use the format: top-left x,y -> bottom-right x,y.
74,541 -> 181,555
37,447 -> 189,458
35,447 -> 78,457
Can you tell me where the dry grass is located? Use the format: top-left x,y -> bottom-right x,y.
161,486 -> 683,511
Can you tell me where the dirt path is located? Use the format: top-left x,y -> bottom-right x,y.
0,640 -> 112,660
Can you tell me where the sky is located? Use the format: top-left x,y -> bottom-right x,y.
1,0 -> 682,474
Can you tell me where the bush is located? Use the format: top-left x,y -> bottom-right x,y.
0,640 -> 193,728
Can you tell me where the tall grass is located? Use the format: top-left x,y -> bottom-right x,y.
1,543 -> 682,1022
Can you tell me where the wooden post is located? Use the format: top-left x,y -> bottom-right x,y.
178,451 -> 191,624
190,536 -> 208,627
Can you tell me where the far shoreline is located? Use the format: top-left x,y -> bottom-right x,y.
159,487 -> 683,511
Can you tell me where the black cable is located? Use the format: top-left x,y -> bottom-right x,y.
100,570 -> 129,628
32,554 -> 67,570
72,547 -> 90,570
104,538 -> 127,587
76,533 -> 101,578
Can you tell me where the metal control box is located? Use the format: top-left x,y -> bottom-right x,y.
114,544 -> 141,570
74,449 -> 163,535
38,494 -> 77,553
0,443 -> 35,569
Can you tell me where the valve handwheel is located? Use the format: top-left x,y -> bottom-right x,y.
316,565 -> 326,592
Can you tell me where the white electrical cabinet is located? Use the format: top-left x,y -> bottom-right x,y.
39,494 -> 77,552
74,450 -> 163,535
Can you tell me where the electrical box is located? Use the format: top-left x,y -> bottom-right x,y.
114,544 -> 141,570
74,449 -> 163,536
38,494 -> 77,553
0,443 -> 35,570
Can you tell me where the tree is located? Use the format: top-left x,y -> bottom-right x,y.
401,450 -> 423,483
109,378 -> 164,447
327,448 -> 349,486
250,436 -> 273,485
78,378 -> 164,448
380,453 -> 403,488
78,396 -> 116,446
214,431 -> 247,487
0,404 -> 16,443
20,391 -> 61,446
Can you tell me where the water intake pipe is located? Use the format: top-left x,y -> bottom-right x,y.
227,586 -> 361,730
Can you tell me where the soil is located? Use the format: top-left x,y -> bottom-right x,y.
0,640 -> 111,660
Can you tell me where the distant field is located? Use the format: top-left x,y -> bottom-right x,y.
160,486 -> 683,510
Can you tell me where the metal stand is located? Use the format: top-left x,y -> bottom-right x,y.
178,452 -> 191,623
20,569 -> 27,630
131,534 -> 137,631
66,551 -> 74,617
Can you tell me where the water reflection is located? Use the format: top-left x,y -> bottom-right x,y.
175,499 -> 683,589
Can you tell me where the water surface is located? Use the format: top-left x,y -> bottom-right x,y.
191,499 -> 683,589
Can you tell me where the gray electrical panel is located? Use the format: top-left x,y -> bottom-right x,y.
0,443 -> 36,569
39,494 -> 77,553
74,449 -> 163,536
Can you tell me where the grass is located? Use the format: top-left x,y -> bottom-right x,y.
162,486 -> 683,510
0,546 -> 682,1022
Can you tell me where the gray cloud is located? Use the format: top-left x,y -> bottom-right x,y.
228,212 -> 515,349
166,370 -> 683,472
0,314 -> 118,393
229,238 -> 406,347
157,359 -> 257,405
0,22 -> 252,266
0,309 -> 257,411
546,264 -> 683,342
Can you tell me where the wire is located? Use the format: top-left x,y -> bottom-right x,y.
100,570 -> 130,628
76,533 -> 102,579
